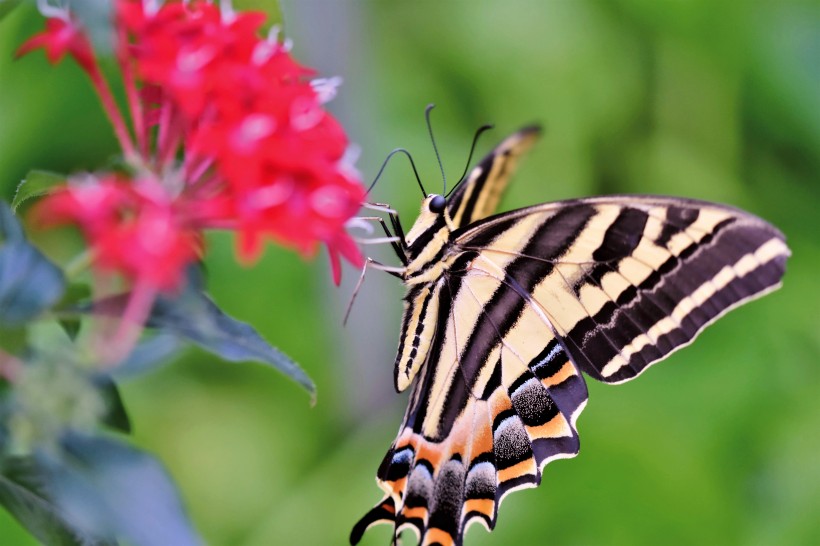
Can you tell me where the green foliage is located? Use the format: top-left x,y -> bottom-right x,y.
0,456 -> 113,546
147,269 -> 315,396
0,198 -> 314,544
12,171 -> 64,212
94,379 -> 131,434
85,268 -> 315,396
0,1 -> 20,22
43,433 -> 203,546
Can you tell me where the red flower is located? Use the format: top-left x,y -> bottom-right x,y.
17,16 -> 95,72
34,177 -> 202,290
23,0 -> 366,288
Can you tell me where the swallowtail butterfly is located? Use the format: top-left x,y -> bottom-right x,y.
351,124 -> 789,546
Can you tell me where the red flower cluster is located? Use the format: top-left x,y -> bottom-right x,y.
22,0 -> 365,290
37,176 -> 203,290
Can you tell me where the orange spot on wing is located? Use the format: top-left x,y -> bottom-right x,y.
541,360 -> 577,388
402,506 -> 428,521
497,457 -> 537,484
424,527 -> 455,546
464,498 -> 494,518
525,412 -> 571,440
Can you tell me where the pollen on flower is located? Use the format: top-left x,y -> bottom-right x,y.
230,114 -> 278,154
290,96 -> 325,131
310,185 -> 351,218
247,179 -> 295,209
311,77 -> 343,104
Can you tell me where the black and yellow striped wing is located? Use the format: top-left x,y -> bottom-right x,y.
445,125 -> 541,228
352,128 -> 790,546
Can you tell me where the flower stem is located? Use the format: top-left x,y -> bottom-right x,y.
118,41 -> 147,158
101,280 -> 157,367
64,249 -> 93,279
86,64 -> 138,162
0,350 -> 23,383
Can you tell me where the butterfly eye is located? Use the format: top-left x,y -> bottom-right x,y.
428,194 -> 446,213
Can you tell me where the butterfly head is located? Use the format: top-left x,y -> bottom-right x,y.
428,194 -> 446,214
402,193 -> 455,274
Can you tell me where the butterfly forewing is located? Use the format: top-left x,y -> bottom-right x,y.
456,196 -> 789,383
353,126 -> 790,546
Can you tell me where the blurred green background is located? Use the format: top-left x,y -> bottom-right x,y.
1,1 -> 819,545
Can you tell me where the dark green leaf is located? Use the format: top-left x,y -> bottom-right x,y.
83,270 -> 314,396
56,284 -> 92,341
74,267 -> 316,396
45,432 -> 202,546
0,204 -> 66,326
149,283 -> 315,396
0,456 -> 115,546
94,379 -> 131,434
0,0 -> 21,22
12,171 -> 65,213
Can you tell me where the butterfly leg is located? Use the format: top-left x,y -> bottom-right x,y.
362,202 -> 410,259
350,214 -> 409,265
344,257 -> 405,326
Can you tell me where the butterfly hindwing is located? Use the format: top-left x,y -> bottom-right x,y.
356,266 -> 587,545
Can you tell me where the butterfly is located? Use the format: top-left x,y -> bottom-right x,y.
350,123 -> 790,546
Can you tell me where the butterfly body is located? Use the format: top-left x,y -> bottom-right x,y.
353,126 -> 789,546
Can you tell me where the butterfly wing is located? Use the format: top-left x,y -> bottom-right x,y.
455,196 -> 790,383
353,196 -> 789,545
391,126 -> 543,393
446,125 -> 542,229
352,265 -> 587,546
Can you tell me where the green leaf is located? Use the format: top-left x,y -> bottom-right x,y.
0,456 -> 115,546
94,379 -> 131,434
12,171 -> 65,213
0,204 -> 66,326
44,432 -> 203,546
109,333 -> 181,380
0,0 -> 21,22
85,269 -> 315,397
148,281 -> 316,397
72,267 -> 316,397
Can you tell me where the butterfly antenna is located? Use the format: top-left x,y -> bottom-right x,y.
448,123 -> 495,197
425,103 -> 447,196
367,148 -> 427,198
